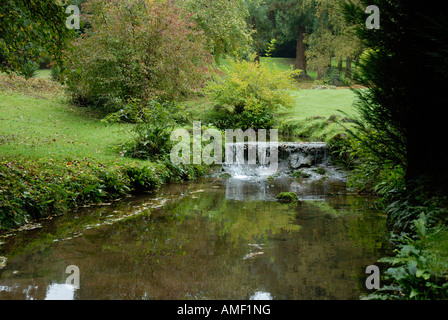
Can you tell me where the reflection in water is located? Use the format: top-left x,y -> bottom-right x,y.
250,291 -> 273,300
45,284 -> 76,300
0,176 -> 389,300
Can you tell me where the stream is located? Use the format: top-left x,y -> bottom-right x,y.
0,163 -> 389,300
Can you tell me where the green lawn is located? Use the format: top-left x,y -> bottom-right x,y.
183,88 -> 358,124
34,69 -> 51,79
278,89 -> 358,122
0,91 -> 136,165
0,60 -> 359,159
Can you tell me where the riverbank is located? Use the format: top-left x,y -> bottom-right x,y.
0,76 -> 209,231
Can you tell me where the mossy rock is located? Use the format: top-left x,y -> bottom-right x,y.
220,173 -> 232,179
275,192 -> 299,203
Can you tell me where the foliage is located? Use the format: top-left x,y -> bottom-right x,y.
0,0 -> 74,77
206,54 -> 300,130
321,67 -> 347,87
264,0 -> 317,72
102,99 -> 189,125
50,64 -> 63,82
343,0 -> 448,194
174,0 -> 254,62
278,120 -> 301,141
345,132 -> 405,195
18,61 -> 39,79
0,156 -> 208,231
118,100 -> 185,160
305,29 -> 334,79
365,215 -> 448,300
64,0 -> 212,112
246,0 -> 275,58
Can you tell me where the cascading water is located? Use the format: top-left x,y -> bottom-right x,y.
221,141 -> 348,202
222,141 -> 330,179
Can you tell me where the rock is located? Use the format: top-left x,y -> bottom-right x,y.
275,192 -> 299,203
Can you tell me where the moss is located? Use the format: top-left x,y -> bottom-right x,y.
275,192 -> 299,203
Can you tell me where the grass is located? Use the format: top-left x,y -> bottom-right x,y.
0,59 -> 359,229
184,56 -> 360,144
278,89 -> 357,122
0,92 -> 134,163
34,69 -> 51,79
199,56 -> 359,123
0,76 -> 209,230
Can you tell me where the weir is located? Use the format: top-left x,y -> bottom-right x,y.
222,141 -> 329,178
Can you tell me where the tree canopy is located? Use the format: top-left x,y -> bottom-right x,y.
174,0 -> 254,62
0,0 -> 73,77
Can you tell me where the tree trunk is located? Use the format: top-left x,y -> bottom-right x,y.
345,58 -> 352,79
337,58 -> 343,71
294,26 -> 310,79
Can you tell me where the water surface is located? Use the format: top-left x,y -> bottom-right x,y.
0,175 -> 389,300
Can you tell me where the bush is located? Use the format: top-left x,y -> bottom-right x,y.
64,0 -> 212,113
19,61 -> 39,79
322,67 -> 346,87
366,214 -> 448,300
119,100 -> 184,160
279,121 -> 301,141
50,65 -> 63,82
206,55 -> 300,130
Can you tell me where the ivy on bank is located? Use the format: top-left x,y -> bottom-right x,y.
0,157 -> 209,231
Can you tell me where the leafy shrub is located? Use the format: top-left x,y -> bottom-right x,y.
50,65 -> 63,82
19,61 -> 39,79
366,215 -> 448,300
206,55 -> 299,130
119,100 -> 184,160
345,130 -> 405,196
124,165 -> 163,193
103,99 -> 189,125
322,67 -> 346,87
64,0 -> 212,112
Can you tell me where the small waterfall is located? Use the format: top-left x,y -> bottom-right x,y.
222,142 -> 329,179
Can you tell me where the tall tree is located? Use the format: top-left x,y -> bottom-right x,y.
246,0 -> 274,63
0,0 -> 73,76
305,0 -> 363,80
343,0 -> 448,196
267,0 -> 317,78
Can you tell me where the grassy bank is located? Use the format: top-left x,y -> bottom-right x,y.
0,76 -> 208,231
